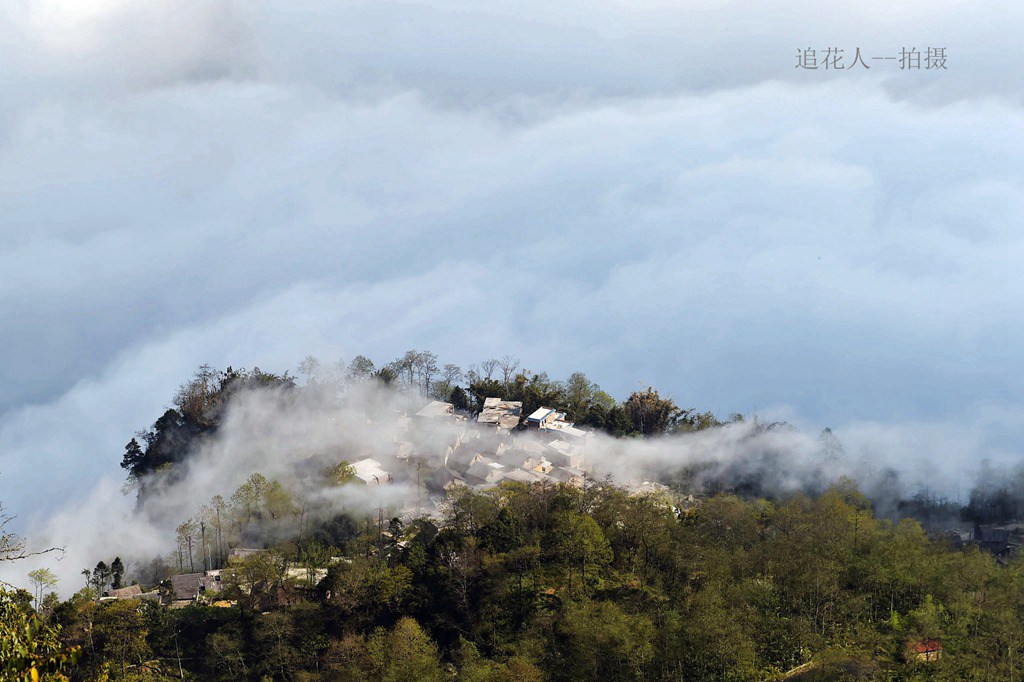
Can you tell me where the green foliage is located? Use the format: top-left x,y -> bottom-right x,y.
545,511 -> 612,593
0,589 -> 79,681
367,617 -> 445,682
95,358 -> 1024,680
123,365 -> 295,479
325,461 -> 356,486
92,600 -> 150,679
347,355 -> 376,378
622,387 -> 682,436
48,481 -> 1024,680
27,568 -> 57,610
450,385 -> 471,411
550,601 -> 655,680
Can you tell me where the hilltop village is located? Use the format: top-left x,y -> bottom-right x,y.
337,395 -> 669,518
99,394 -> 673,609
350,398 -> 589,501
14,365 -> 1024,680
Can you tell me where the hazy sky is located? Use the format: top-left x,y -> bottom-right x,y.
0,1 -> 1020,525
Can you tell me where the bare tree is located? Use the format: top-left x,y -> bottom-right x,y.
480,358 -> 499,380
176,519 -> 198,573
331,357 -> 347,383
499,355 -> 520,384
297,355 -> 322,384
211,495 -> 227,568
441,363 -> 463,387
173,364 -> 219,424
431,364 -> 465,401
0,502 -> 60,566
0,505 -> 28,564
393,350 -> 420,387
347,355 -> 376,379
197,506 -> 215,572
417,351 -> 439,393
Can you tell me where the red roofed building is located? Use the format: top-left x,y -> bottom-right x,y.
908,639 -> 943,662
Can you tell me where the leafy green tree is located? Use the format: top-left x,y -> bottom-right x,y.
91,561 -> 111,593
327,461 -> 357,486
205,623 -> 248,680
450,386 -> 471,411
27,568 -> 57,610
622,387 -> 682,435
456,637 -> 543,682
109,557 -> 124,590
119,438 -> 144,477
225,550 -> 287,613
562,371 -> 602,422
368,617 -> 444,682
322,559 -> 413,629
552,601 -> 656,681
604,405 -> 635,436
468,378 -> 505,412
231,472 -> 270,525
263,479 -> 297,520
675,409 -> 721,432
93,600 -> 150,679
255,611 -> 300,679
296,542 -> 333,588
323,633 -> 372,678
432,363 -> 465,401
0,589 -> 79,681
546,511 -> 612,593
666,587 -> 759,681
373,366 -> 398,386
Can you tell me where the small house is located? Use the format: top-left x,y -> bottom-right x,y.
351,458 -> 393,486
546,439 -> 583,468
101,585 -> 143,601
430,467 -> 468,492
526,407 -> 577,432
465,459 -> 507,485
908,639 -> 943,662
548,466 -> 586,486
477,398 -> 523,431
170,572 -> 222,601
415,401 -> 455,420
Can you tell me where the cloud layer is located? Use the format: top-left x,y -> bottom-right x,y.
0,0 -> 1020,579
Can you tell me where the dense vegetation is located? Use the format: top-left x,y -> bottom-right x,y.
4,353 -> 1023,680
119,354 -> 1024,528
118,354 -> 719,484
15,482 -> 1024,680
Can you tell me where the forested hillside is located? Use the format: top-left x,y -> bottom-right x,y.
3,354 -> 1023,681
9,483 -> 1024,680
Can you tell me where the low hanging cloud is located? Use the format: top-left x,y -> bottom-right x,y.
2,378 -> 1015,596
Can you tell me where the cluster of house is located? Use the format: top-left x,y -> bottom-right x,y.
99,397 -> 597,606
946,523 -> 1024,560
100,572 -> 223,607
101,547 -> 334,607
344,397 -> 591,516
